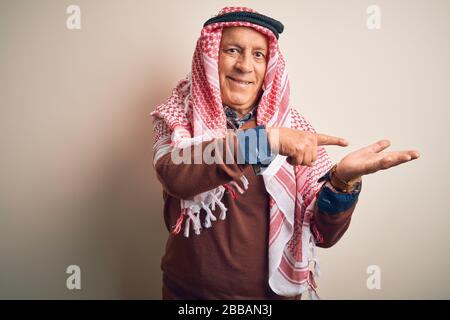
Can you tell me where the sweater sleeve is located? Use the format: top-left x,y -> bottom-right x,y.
153,124 -> 249,200
312,181 -> 360,248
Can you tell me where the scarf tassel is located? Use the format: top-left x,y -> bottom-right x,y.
174,191 -> 229,238
201,201 -> 217,228
307,230 -> 321,300
223,184 -> 238,199
224,175 -> 250,199
211,193 -> 228,220
170,208 -> 186,235
172,175 -> 249,237
186,208 -> 202,237
307,270 -> 320,300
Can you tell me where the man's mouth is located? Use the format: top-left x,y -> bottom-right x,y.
227,76 -> 253,86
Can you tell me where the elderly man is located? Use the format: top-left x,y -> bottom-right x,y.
150,7 -> 419,300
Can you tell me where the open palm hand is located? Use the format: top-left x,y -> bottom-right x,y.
335,140 -> 420,182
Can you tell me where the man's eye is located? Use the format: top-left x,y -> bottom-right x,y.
227,48 -> 238,54
255,52 -> 265,58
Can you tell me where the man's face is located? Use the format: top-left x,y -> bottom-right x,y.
218,27 -> 269,115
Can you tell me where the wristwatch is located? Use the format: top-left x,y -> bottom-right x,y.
328,164 -> 362,193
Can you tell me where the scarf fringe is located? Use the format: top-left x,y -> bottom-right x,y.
307,229 -> 321,300
171,175 -> 249,237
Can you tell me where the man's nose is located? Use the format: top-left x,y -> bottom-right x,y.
235,53 -> 253,73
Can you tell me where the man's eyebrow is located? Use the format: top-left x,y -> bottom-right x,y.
222,43 -> 267,52
222,43 -> 243,50
252,46 -> 267,52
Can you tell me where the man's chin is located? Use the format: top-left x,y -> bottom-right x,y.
224,96 -> 253,107
224,101 -> 250,109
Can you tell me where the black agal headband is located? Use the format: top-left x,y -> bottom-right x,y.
203,11 -> 284,39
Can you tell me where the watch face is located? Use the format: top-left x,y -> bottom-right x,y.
350,180 -> 362,193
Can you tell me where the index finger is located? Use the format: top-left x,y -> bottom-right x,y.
316,133 -> 349,147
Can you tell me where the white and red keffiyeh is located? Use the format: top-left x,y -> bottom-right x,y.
150,7 -> 333,298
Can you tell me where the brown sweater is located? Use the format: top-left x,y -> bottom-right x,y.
154,119 -> 356,300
